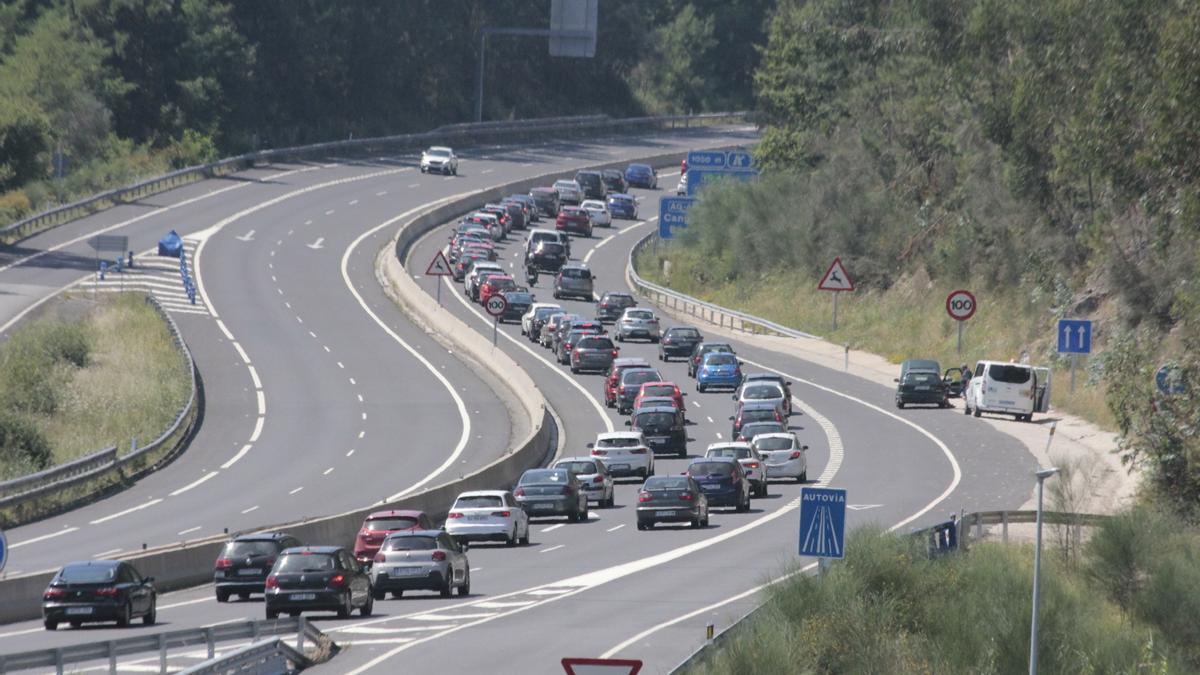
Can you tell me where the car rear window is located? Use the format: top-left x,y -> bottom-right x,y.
706,354 -> 737,366
455,495 -> 502,509
903,372 -> 940,385
743,385 -> 781,399
224,541 -> 280,557
623,370 -> 661,386
742,423 -> 786,437
742,409 -> 778,423
520,469 -> 570,484
578,337 -> 614,350
536,242 -> 564,255
556,461 -> 599,475
708,447 -> 751,459
987,364 -> 1032,384
561,268 -> 591,280
689,462 -> 734,477
58,564 -> 119,583
643,385 -> 674,397
645,477 -> 689,490
366,517 -> 419,531
383,536 -> 437,552
636,412 -> 676,428
755,437 -> 795,451
626,310 -> 655,320
276,554 -> 336,572
597,437 -> 640,448
668,328 -> 700,339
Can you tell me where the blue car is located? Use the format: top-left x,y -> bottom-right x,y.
607,194 -> 638,220
624,163 -> 658,189
696,352 -> 742,392
685,458 -> 750,511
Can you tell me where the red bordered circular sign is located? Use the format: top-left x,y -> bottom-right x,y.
946,290 -> 977,321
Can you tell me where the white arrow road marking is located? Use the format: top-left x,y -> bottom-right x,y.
235,229 -> 255,242
307,237 -> 325,250
848,504 -> 884,511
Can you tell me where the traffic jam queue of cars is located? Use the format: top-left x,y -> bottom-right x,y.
39,157 -> 809,629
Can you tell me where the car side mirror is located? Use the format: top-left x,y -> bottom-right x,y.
586,442 -> 595,449
894,378 -> 900,383
144,576 -> 155,584
802,445 -> 810,451
624,420 -> 632,427
728,416 -> 735,421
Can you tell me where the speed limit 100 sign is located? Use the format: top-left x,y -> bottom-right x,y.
946,290 -> 977,321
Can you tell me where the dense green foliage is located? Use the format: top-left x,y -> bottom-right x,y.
0,0 -> 770,222
663,0 -> 1200,509
685,519 -> 1198,675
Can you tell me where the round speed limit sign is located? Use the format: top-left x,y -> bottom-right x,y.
485,294 -> 508,317
946,290 -> 977,321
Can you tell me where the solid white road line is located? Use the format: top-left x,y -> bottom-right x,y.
89,499 -> 163,525
169,471 -> 218,497
539,545 -> 565,554
93,548 -> 122,558
221,444 -> 252,469
9,526 -> 79,549
289,486 -> 304,495
241,505 -> 259,514
177,526 -> 201,536
540,524 -> 564,533
606,524 -> 625,532
249,416 -> 264,443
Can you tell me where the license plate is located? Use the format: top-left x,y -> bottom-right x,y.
392,567 -> 420,576
648,437 -> 668,443
290,593 -> 316,601
238,568 -> 261,576
532,503 -> 554,511
916,386 -> 930,391
610,464 -> 630,471
657,510 -> 677,517
66,607 -> 93,616
468,514 -> 488,521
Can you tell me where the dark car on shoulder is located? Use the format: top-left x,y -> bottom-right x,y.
500,288 -> 535,323
265,546 -> 373,619
636,475 -> 708,530
595,292 -> 638,323
214,531 -> 303,602
895,370 -> 950,409
627,404 -> 687,456
659,326 -> 702,361
574,170 -> 606,200
43,560 -> 157,630
601,169 -> 628,195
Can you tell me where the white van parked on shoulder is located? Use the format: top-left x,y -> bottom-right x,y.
964,361 -> 1051,422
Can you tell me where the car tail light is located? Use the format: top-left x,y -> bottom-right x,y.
592,449 -> 607,456
789,451 -> 804,460
638,492 -> 652,502
592,476 -> 604,484
575,349 -> 583,357
330,574 -> 346,587
514,487 -> 525,497
95,586 -> 120,597
215,557 -> 233,569
746,461 -> 760,469
561,486 -> 572,495
447,512 -> 464,519
612,350 -> 619,357
775,411 -> 783,422
431,551 -> 447,562
631,448 -> 647,455
492,510 -> 511,517
374,552 -> 386,563
265,575 -> 280,589
43,588 -> 66,600
679,493 -> 694,501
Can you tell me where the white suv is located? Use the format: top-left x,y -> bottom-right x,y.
444,490 -> 529,546
421,146 -> 458,175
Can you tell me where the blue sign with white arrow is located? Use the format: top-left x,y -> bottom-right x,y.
799,487 -> 846,559
687,150 -> 728,170
726,150 -> 754,170
1057,319 -> 1092,354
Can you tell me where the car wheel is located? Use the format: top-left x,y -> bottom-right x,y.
636,521 -> 646,531
703,510 -> 710,527
238,592 -> 250,601
570,366 -> 579,374
372,587 -> 386,601
691,515 -> 702,528
44,620 -> 58,631
506,526 -> 517,547
392,590 -> 405,599
361,592 -> 374,616
116,602 -> 132,627
215,589 -> 229,603
897,401 -> 905,409
336,591 -> 353,619
973,408 -> 982,418
737,495 -> 750,513
697,383 -> 706,392
651,337 -> 660,344
440,576 -> 453,598
265,608 -> 278,620
289,611 -> 301,618
458,571 -> 471,596
799,471 -> 807,483
452,166 -> 458,176
963,404 -> 971,415
143,597 -> 157,625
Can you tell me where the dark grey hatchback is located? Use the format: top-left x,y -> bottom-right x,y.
214,531 -> 302,602
42,560 -> 156,630
264,546 -> 373,619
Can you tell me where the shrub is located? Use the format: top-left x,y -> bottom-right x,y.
0,190 -> 32,223
0,318 -> 92,415
0,411 -> 52,471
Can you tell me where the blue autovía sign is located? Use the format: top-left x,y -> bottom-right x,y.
658,197 -> 695,240
798,487 -> 846,559
687,150 -> 728,170
686,169 -> 756,197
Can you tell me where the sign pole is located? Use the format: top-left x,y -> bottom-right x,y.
1069,354 -> 1076,394
832,292 -> 838,331
957,321 -> 963,354
436,276 -> 442,307
492,316 -> 499,346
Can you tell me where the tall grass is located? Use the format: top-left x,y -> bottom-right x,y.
685,524 -> 1188,675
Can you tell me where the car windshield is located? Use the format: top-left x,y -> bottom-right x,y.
383,536 -> 437,552
690,462 -> 734,477
636,412 -> 676,427
904,372 -> 940,385
366,517 -> 419,531
455,495 -> 502,509
706,354 -> 737,366
578,337 -> 614,350
643,385 -> 674,397
58,564 -> 119,583
708,447 -> 750,459
645,476 -> 689,490
427,148 -> 450,157
561,268 -> 591,279
743,385 -> 781,399
629,164 -> 650,173
755,437 -> 795,451
623,370 -> 661,386
668,328 -> 700,339
597,437 -> 640,448
557,461 -> 598,475
521,469 -> 570,484
276,554 -> 335,573
225,541 -> 279,557
987,364 -> 1032,384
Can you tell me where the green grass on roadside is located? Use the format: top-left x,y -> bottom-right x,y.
684,518 -> 1195,675
0,292 -> 190,481
638,247 -> 1116,430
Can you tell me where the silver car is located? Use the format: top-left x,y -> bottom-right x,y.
751,432 -> 809,483
553,179 -> 583,205
734,381 -> 788,419
553,456 -> 615,508
370,530 -> 469,599
420,146 -> 458,175
514,468 -> 589,522
554,264 -> 595,301
616,308 -> 661,343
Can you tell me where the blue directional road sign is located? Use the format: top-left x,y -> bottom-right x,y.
658,197 -> 695,240
726,150 -> 754,170
686,169 -> 756,197
799,487 -> 846,559
687,150 -> 728,170
1057,319 -> 1092,354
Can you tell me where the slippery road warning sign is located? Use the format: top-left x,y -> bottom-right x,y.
817,257 -> 855,291
426,250 -> 453,276
562,657 -> 643,675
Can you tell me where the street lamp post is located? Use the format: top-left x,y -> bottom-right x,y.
1029,466 -> 1060,675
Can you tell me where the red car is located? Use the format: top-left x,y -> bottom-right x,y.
556,206 -> 592,237
479,274 -> 516,305
353,510 -> 434,564
604,358 -> 650,408
634,381 -> 686,413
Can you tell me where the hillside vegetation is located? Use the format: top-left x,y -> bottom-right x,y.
650,0 -> 1200,512
0,0 -> 771,224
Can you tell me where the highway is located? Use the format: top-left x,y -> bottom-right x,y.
0,127 -> 1038,673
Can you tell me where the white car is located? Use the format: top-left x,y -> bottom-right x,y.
553,179 -> 583,205
444,490 -> 529,546
521,302 -> 562,336
464,261 -> 503,298
421,146 -> 458,175
588,431 -> 654,479
553,456 -> 615,508
676,172 -> 688,196
705,442 -> 767,497
734,381 -> 788,419
751,433 -> 808,483
580,200 -> 612,228
616,307 -> 661,343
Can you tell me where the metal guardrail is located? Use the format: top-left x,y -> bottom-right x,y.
626,232 -> 820,340
178,637 -> 313,674
0,295 -> 198,519
0,616 -> 334,674
914,509 -> 1111,553
1,112 -> 751,242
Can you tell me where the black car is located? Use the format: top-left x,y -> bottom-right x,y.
500,288 -> 534,323
601,169 -> 628,195
627,405 -> 687,456
526,240 -> 567,272
42,560 -> 157,630
895,371 -> 950,408
730,401 -> 783,438
688,342 -> 735,377
636,476 -> 708,530
214,531 -> 303,602
616,367 -> 665,415
595,292 -> 638,323
659,326 -> 703,361
264,546 -> 373,619
530,187 -> 561,217
574,170 -> 607,200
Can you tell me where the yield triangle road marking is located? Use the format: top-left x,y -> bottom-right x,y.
307,237 -> 325,250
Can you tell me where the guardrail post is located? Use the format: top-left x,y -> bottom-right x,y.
975,512 -> 983,540
1002,511 -> 1009,543
205,627 -> 215,659
158,633 -> 167,673
56,648 -> 64,675
297,615 -> 306,652
108,640 -> 117,672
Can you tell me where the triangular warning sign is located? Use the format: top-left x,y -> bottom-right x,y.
426,250 -> 453,276
818,257 -> 855,291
